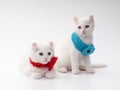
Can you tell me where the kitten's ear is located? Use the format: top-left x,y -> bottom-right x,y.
49,41 -> 54,47
73,17 -> 79,25
89,15 -> 94,22
32,42 -> 39,52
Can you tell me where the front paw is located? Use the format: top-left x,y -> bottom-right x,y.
72,69 -> 80,74
45,70 -> 56,79
58,67 -> 67,73
31,73 -> 42,79
86,68 -> 95,73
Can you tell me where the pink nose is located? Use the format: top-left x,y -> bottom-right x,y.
82,30 -> 86,34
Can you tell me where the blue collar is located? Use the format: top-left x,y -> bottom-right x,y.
71,32 -> 95,56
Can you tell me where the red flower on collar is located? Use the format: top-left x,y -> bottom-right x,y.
29,57 -> 58,71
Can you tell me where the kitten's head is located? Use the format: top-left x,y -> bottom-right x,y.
30,42 -> 54,64
73,15 -> 94,37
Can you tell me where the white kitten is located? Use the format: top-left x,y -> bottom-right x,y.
56,15 -> 96,74
21,42 -> 57,79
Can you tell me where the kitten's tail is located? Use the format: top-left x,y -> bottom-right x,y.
92,64 -> 107,68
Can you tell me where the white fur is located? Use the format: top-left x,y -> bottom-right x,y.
55,15 -> 95,74
21,42 -> 56,79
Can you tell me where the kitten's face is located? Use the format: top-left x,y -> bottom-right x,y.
31,42 -> 54,64
74,15 -> 94,37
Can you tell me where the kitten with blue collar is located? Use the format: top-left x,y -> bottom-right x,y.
56,15 -> 97,74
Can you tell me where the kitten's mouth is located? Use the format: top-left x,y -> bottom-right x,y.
43,59 -> 49,64
43,60 -> 48,63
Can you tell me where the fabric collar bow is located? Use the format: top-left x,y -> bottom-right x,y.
71,32 -> 95,56
29,57 -> 58,71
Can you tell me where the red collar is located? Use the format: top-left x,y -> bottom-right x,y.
29,57 -> 58,71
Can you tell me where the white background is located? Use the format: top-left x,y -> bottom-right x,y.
0,0 -> 120,90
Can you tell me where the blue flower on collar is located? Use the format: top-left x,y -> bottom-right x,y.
82,44 -> 95,56
71,32 -> 95,56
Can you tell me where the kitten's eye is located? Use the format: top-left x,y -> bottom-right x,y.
78,26 -> 81,29
39,52 -> 43,56
85,25 -> 89,28
48,52 -> 51,55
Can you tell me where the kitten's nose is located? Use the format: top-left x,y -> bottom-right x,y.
82,30 -> 86,34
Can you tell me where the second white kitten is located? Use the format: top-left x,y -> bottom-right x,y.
56,15 -> 96,74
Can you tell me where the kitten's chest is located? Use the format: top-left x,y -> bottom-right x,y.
30,64 -> 48,73
81,37 -> 93,45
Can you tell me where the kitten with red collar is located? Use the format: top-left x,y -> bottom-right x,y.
21,42 -> 57,79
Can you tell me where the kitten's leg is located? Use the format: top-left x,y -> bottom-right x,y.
31,72 -> 42,79
79,59 -> 86,71
23,65 -> 42,79
70,48 -> 80,74
57,67 -> 67,73
45,68 -> 56,79
56,56 -> 68,73
83,56 -> 95,73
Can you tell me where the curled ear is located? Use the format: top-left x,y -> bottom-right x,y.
73,17 -> 79,25
89,15 -> 94,22
32,42 -> 39,52
49,41 -> 54,48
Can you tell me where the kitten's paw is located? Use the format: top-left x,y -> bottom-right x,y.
31,73 -> 42,79
79,66 -> 86,71
86,68 -> 95,73
72,70 -> 80,74
58,67 -> 67,73
45,72 -> 55,79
